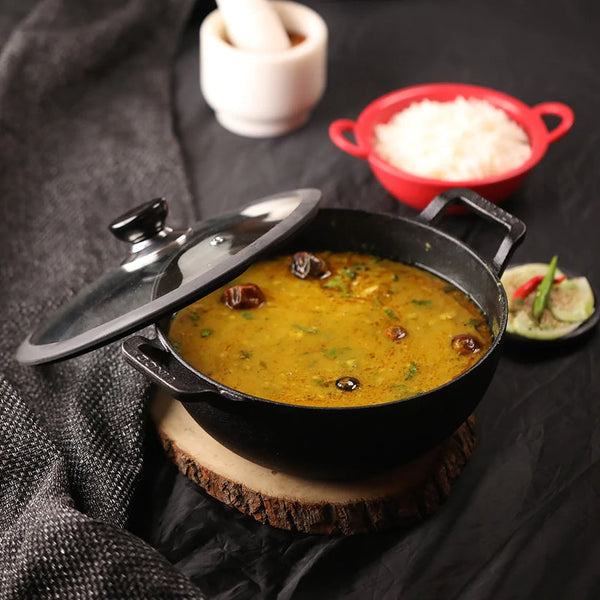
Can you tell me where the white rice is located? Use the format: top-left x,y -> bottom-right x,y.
373,96 -> 532,181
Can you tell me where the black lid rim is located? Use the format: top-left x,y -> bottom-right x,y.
16,188 -> 322,365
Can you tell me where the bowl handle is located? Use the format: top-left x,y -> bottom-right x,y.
329,119 -> 369,159
531,102 -> 574,145
122,335 -> 217,400
417,188 -> 526,277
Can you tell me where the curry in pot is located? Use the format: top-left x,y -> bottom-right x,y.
169,252 -> 492,407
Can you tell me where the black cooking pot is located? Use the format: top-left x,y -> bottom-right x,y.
122,188 -> 525,479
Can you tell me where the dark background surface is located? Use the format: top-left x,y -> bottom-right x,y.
129,1 -> 600,598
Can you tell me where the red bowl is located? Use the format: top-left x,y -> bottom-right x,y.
329,83 -> 574,211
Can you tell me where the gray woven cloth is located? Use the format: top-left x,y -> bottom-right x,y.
0,0 -> 205,597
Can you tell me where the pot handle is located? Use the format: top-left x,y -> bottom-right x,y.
416,188 -> 526,277
328,119 -> 369,159
531,102 -> 574,145
122,335 -> 217,400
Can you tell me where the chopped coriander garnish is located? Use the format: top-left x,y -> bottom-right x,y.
405,361 -> 418,380
383,307 -> 398,320
294,324 -> 318,334
239,350 -> 253,359
443,284 -> 456,293
189,311 -> 200,326
323,274 -> 348,292
411,299 -> 432,306
374,298 -> 382,307
321,347 -> 350,359
171,340 -> 181,354
341,266 -> 357,279
200,328 -> 213,338
466,319 -> 484,329
391,383 -> 407,390
241,311 -> 254,320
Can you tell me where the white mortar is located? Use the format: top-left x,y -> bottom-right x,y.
200,1 -> 328,138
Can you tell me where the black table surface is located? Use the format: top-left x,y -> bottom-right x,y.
131,1 -> 600,598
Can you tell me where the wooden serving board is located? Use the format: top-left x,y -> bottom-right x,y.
151,392 -> 476,535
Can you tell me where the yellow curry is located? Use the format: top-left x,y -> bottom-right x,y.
169,252 -> 492,407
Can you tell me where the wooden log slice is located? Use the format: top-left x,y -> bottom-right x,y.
151,391 -> 476,536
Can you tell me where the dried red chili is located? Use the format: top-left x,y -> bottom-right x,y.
222,283 -> 265,309
335,376 -> 360,391
384,325 -> 408,341
512,274 -> 566,300
451,334 -> 482,355
290,252 -> 330,280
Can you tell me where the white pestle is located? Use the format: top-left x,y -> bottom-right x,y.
216,0 -> 291,51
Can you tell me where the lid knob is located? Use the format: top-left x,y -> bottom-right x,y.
109,198 -> 168,244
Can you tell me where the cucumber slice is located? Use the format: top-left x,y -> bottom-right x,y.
507,310 -> 582,340
549,277 -> 595,322
503,263 -> 596,340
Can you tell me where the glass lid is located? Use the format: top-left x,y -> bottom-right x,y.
17,189 -> 321,365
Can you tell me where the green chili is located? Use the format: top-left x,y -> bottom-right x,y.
532,255 -> 558,321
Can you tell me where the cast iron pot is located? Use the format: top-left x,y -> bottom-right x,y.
122,188 -> 525,480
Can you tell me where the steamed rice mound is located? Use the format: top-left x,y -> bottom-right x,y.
374,96 -> 532,181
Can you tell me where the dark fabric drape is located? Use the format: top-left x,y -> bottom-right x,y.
0,1 -> 203,597
2,0 -> 600,598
